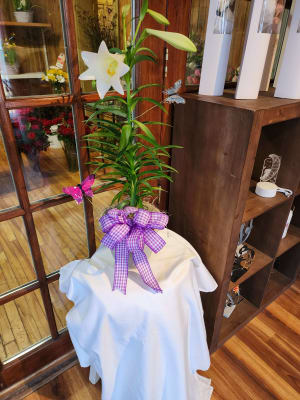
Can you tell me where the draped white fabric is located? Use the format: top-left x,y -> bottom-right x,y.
59,229 -> 217,400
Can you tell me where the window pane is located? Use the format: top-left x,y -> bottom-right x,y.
49,280 -> 73,332
33,202 -> 88,274
0,289 -> 50,362
74,0 -> 132,93
186,0 -> 251,85
93,189 -> 117,247
9,106 -> 81,203
0,216 -> 37,296
0,1 -> 69,98
0,129 -> 19,210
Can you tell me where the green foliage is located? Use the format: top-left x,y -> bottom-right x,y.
85,0 -> 193,208
12,0 -> 31,11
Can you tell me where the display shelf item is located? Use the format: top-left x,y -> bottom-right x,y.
229,244 -> 272,290
236,0 -> 285,99
198,0 -> 236,96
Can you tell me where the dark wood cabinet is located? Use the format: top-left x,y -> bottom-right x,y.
169,90 -> 300,352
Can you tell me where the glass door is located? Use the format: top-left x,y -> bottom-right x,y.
0,0 -> 133,388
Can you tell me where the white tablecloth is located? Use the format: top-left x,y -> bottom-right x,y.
59,229 -> 217,400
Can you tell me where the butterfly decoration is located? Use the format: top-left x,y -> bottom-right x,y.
163,79 -> 186,104
63,174 -> 95,204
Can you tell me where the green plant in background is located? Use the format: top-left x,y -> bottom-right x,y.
80,0 -> 196,208
76,6 -> 117,52
12,0 -> 31,11
1,33 -> 17,65
186,32 -> 204,85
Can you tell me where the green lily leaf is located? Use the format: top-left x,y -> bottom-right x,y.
140,0 -> 148,20
147,9 -> 170,25
120,124 -> 132,151
145,29 -> 197,52
122,4 -> 130,17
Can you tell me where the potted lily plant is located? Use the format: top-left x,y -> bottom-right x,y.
74,0 -> 196,293
12,0 -> 33,23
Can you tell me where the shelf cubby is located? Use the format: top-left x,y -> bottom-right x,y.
218,298 -> 258,346
276,225 -> 300,257
229,244 -> 272,290
262,270 -> 292,306
242,190 -> 289,223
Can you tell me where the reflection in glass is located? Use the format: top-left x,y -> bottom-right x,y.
9,106 -> 82,202
0,130 -> 19,210
0,289 -> 50,362
33,202 -> 88,274
74,0 -> 132,93
258,0 -> 285,34
0,217 -> 37,296
49,280 -> 73,332
213,0 -> 236,35
186,0 -> 251,85
0,0 -> 69,97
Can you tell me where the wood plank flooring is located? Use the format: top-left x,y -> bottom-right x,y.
23,279 -> 300,400
0,144 -> 116,361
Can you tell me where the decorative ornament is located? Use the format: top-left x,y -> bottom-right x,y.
100,207 -> 168,294
63,174 -> 95,204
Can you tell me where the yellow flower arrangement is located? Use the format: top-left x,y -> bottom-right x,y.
41,68 -> 68,84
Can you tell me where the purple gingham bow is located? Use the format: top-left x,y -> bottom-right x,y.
99,207 -> 168,294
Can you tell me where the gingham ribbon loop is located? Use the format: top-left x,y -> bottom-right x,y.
99,207 -> 168,294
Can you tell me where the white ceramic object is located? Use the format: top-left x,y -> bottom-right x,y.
14,11 -> 33,23
199,0 -> 236,96
255,182 -> 293,198
275,0 -> 300,99
236,0 -> 285,99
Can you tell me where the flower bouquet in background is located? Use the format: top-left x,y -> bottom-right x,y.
11,108 -> 50,171
12,0 -> 33,22
41,67 -> 68,94
73,0 -> 196,294
186,32 -> 204,85
0,33 -> 19,75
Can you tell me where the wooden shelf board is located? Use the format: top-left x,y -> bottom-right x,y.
218,298 -> 258,345
0,21 -> 51,28
242,190 -> 289,223
276,225 -> 300,257
1,72 -> 43,80
263,270 -> 292,305
229,244 -> 273,290
296,186 -> 300,197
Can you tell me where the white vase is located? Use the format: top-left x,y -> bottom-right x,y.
14,11 -> 33,23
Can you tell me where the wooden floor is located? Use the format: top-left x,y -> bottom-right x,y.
0,143 -> 116,362
23,279 -> 300,400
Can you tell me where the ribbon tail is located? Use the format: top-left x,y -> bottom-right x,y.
113,240 -> 129,294
132,250 -> 162,293
144,229 -> 166,253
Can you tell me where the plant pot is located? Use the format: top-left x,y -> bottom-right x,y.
14,11 -> 33,23
61,140 -> 78,172
3,62 -> 20,75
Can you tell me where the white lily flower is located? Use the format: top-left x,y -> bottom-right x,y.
79,41 -> 130,99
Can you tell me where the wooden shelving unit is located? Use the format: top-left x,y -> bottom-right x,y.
169,89 -> 300,352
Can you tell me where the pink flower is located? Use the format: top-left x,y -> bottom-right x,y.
194,68 -> 201,77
